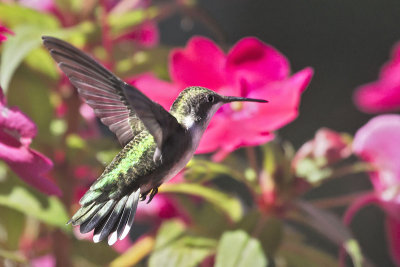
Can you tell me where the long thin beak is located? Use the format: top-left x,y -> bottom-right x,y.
222,96 -> 268,103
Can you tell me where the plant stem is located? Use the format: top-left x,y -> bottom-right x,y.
310,191 -> 372,209
246,146 -> 259,175
52,87 -> 81,267
100,0 -> 113,69
330,162 -> 376,179
251,214 -> 267,238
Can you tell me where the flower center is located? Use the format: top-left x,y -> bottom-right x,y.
230,102 -> 243,111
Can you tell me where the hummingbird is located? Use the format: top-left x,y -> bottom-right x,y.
42,36 -> 267,245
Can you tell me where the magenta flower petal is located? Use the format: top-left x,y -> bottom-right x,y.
226,37 -> 290,88
0,106 -> 37,143
353,114 -> 400,218
353,82 -> 400,113
354,42 -> 400,113
135,37 -> 313,159
7,151 -> 60,196
0,25 -> 13,44
0,88 -> 59,196
169,37 -> 227,89
119,21 -> 159,48
386,216 -> 400,266
129,73 -> 181,110
31,254 -> 55,267
247,67 -> 313,130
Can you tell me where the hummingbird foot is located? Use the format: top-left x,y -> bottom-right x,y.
146,187 -> 159,204
140,185 -> 160,203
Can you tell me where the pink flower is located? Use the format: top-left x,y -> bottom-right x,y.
118,21 -> 159,48
352,115 -> 400,216
31,254 -> 55,267
0,25 -> 13,44
345,115 -> 400,265
132,37 -> 313,160
0,88 -> 60,196
136,194 -> 182,222
353,42 -> 400,113
293,128 -> 351,167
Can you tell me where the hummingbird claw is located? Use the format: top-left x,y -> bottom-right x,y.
146,187 -> 159,204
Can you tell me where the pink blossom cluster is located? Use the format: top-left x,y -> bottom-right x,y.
132,37 -> 313,160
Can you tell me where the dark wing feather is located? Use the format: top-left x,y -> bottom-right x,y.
122,83 -> 182,153
42,36 -> 180,150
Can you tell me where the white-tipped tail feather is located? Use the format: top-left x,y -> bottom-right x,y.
67,189 -> 141,245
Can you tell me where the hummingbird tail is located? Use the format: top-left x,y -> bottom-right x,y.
68,189 -> 141,245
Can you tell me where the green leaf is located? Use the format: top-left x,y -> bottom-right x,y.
177,198 -> 229,238
25,48 -> 60,79
0,207 -> 25,250
236,211 -> 283,257
160,183 -> 242,222
108,8 -> 159,35
73,240 -> 119,265
185,159 -> 246,184
262,141 -> 294,190
295,158 -> 333,184
0,174 -> 69,230
293,200 -> 364,267
0,25 -> 45,92
278,237 -> 338,267
149,220 -> 216,267
0,21 -> 94,93
110,236 -> 155,267
0,248 -> 26,263
7,66 -> 54,141
0,4 -> 59,29
215,230 -> 267,267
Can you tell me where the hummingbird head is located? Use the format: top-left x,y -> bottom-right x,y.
170,86 -> 268,130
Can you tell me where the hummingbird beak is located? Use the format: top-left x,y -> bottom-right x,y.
222,96 -> 268,103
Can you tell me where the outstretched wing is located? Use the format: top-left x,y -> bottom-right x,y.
42,36 -> 180,152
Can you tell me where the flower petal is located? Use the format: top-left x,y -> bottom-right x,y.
196,116 -> 230,153
118,21 -> 159,48
226,37 -> 290,88
0,25 -> 13,44
386,215 -> 400,266
353,115 -> 400,188
7,149 -> 60,196
169,37 -> 227,89
353,82 -> 400,113
129,73 -> 181,110
247,67 -> 313,131
0,105 -> 37,142
353,42 -> 400,113
353,115 -> 400,216
197,114 -> 274,159
31,254 -> 56,267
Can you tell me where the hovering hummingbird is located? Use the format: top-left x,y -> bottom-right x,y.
42,36 -> 267,245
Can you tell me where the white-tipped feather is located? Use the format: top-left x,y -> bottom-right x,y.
119,189 -> 140,241
120,225 -> 131,241
108,231 -> 118,246
93,233 -> 101,243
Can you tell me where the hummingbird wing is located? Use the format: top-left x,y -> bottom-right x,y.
42,36 -> 181,155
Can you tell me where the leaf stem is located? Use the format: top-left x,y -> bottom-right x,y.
246,146 -> 259,175
310,191 -> 373,209
330,162 -> 376,179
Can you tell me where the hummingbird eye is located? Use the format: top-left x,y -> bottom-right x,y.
207,95 -> 215,103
